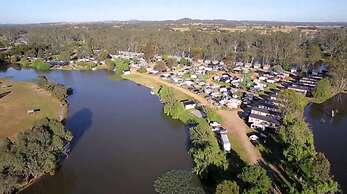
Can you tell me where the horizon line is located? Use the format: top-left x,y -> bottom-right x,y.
1,18 -> 347,25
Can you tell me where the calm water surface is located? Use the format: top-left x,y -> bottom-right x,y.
0,68 -> 195,194
304,93 -> 347,192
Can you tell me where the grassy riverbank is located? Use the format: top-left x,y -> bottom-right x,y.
123,72 -> 260,164
123,73 -> 190,100
0,79 -> 67,138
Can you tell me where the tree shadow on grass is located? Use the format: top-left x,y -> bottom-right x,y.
65,108 -> 93,150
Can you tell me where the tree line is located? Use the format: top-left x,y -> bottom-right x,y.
0,24 -> 346,91
278,89 -> 339,193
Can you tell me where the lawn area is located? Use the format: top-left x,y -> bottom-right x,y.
0,79 -> 65,138
123,73 -> 190,101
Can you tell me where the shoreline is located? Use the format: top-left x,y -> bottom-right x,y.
123,72 -> 261,164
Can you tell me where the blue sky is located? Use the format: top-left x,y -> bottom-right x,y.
1,0 -> 347,24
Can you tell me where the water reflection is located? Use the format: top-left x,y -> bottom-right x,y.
67,108 -> 93,149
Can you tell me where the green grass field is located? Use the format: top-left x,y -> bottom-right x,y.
0,79 -> 65,138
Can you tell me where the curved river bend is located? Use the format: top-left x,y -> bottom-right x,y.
0,68 -> 194,194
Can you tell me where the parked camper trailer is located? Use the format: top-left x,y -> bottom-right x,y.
219,133 -> 231,152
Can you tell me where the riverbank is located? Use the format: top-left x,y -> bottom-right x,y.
0,78 -> 67,138
123,72 -> 261,164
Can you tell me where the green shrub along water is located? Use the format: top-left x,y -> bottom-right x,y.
158,86 -> 228,190
0,118 -> 73,194
37,75 -> 72,103
114,58 -> 130,75
31,59 -> 51,71
278,89 -> 339,193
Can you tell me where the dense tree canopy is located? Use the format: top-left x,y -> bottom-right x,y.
278,89 -> 339,193
215,180 -> 239,194
313,78 -> 332,102
239,165 -> 271,194
0,118 -> 72,194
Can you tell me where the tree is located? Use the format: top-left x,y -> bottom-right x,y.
223,52 -> 236,72
272,65 -> 283,73
240,71 -> 253,90
10,55 -> 17,64
179,57 -> 190,66
279,119 -> 315,163
0,118 -> 72,193
98,50 -> 110,61
216,180 -> 239,194
162,52 -> 170,61
58,50 -> 71,61
144,41 -> 156,62
37,76 -> 71,102
154,61 -> 167,72
105,59 -> 116,71
137,66 -> 147,73
311,153 -> 332,181
313,78 -> 332,102
31,59 -> 51,71
239,165 -> 271,194
19,57 -> 30,67
158,87 -> 176,105
278,89 -> 308,122
189,124 -> 227,180
329,57 -> 347,92
191,48 -> 203,61
114,59 -> 130,75
307,45 -> 322,64
166,58 -> 178,69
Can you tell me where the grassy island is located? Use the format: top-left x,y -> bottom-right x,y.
0,78 -> 72,193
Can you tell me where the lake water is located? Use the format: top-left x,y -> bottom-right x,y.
0,67 -> 194,194
304,93 -> 347,193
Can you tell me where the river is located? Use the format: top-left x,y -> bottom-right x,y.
0,67 -> 195,194
304,93 -> 347,193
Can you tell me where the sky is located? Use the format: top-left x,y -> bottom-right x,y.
1,0 -> 347,24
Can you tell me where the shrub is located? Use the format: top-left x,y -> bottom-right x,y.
216,180 -> 239,194
31,59 -> 51,71
0,118 -> 72,193
115,58 -> 130,75
137,66 -> 147,73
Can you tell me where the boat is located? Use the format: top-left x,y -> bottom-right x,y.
150,91 -> 155,95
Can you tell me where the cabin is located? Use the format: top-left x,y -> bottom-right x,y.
48,60 -> 69,66
248,113 -> 280,130
226,98 -> 242,109
253,63 -> 261,69
181,100 -> 196,110
288,85 -> 309,95
190,108 -> 206,118
251,107 -> 281,120
27,109 -> 40,114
